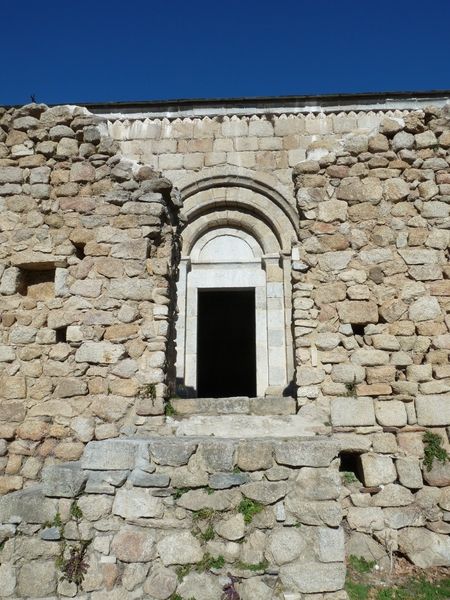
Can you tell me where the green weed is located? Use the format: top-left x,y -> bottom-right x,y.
238,498 -> 264,524
348,555 -> 376,574
423,431 -> 449,472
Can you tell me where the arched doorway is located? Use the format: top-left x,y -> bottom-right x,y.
175,179 -> 298,399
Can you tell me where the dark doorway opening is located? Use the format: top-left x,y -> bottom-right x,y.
197,289 -> 256,398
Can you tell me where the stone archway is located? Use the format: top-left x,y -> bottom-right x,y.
175,177 -> 298,398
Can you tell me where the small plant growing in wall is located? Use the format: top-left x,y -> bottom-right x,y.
139,383 -> 157,400
44,500 -> 91,589
222,573 -> 241,600
345,377 -> 357,398
423,431 -> 449,471
237,498 -> 264,524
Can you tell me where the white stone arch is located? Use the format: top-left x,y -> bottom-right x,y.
175,176 -> 298,398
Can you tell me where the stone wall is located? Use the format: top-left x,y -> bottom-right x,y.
288,106 -> 450,573
0,103 -> 181,496
0,437 -> 347,599
0,99 -> 450,597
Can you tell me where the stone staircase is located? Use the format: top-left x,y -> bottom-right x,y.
166,396 -> 330,438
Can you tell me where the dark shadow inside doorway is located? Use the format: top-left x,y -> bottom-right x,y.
197,289 -> 256,398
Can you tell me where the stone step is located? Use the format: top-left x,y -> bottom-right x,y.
168,413 -> 329,438
170,396 -> 296,416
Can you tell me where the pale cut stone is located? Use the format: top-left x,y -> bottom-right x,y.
318,199 -> 347,222
143,566 -> 177,599
398,527 -> 450,568
337,301 -> 378,324
157,531 -> 203,566
331,398 -> 375,427
265,528 -> 306,565
42,463 -> 87,497
396,458 -> 423,489
177,572 -> 223,600
214,513 -> 245,541
113,488 -> 163,519
416,395 -> 450,426
318,526 -> 345,562
409,296 -> 441,321
360,454 -> 396,487
375,401 -> 407,427
241,481 -> 287,504
75,341 -> 125,364
0,563 -> 16,597
372,483 -> 414,507
280,561 -> 346,593
17,561 -> 56,597
347,507 -> 384,531
112,526 -> 157,562
274,439 -> 339,467
82,439 -> 141,470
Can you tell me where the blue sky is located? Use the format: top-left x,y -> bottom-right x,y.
2,0 -> 450,105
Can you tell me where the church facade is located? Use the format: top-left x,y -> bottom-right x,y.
0,92 -> 449,598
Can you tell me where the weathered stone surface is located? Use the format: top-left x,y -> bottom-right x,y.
331,398 -> 375,426
372,483 -> 414,507
113,488 -> 163,519
75,341 -> 125,364
0,563 -> 16,597
157,531 -> 203,565
396,458 -> 423,489
286,499 -> 342,526
241,481 -> 287,504
416,395 -> 450,426
177,572 -> 223,600
82,440 -> 139,470
423,460 -> 450,487
236,440 -> 273,471
112,526 -> 156,562
280,561 -> 346,593
150,439 -> 197,466
143,565 -> 177,599
318,526 -> 345,562
0,488 -> 57,523
265,527 -> 306,565
17,561 -> 56,597
409,296 -> 442,321
347,507 -> 384,531
274,439 -> 339,467
375,400 -> 407,427
214,513 -> 245,541
360,454 -> 397,487
177,488 -> 241,511
209,472 -> 249,489
42,462 -> 87,497
399,527 -> 450,567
